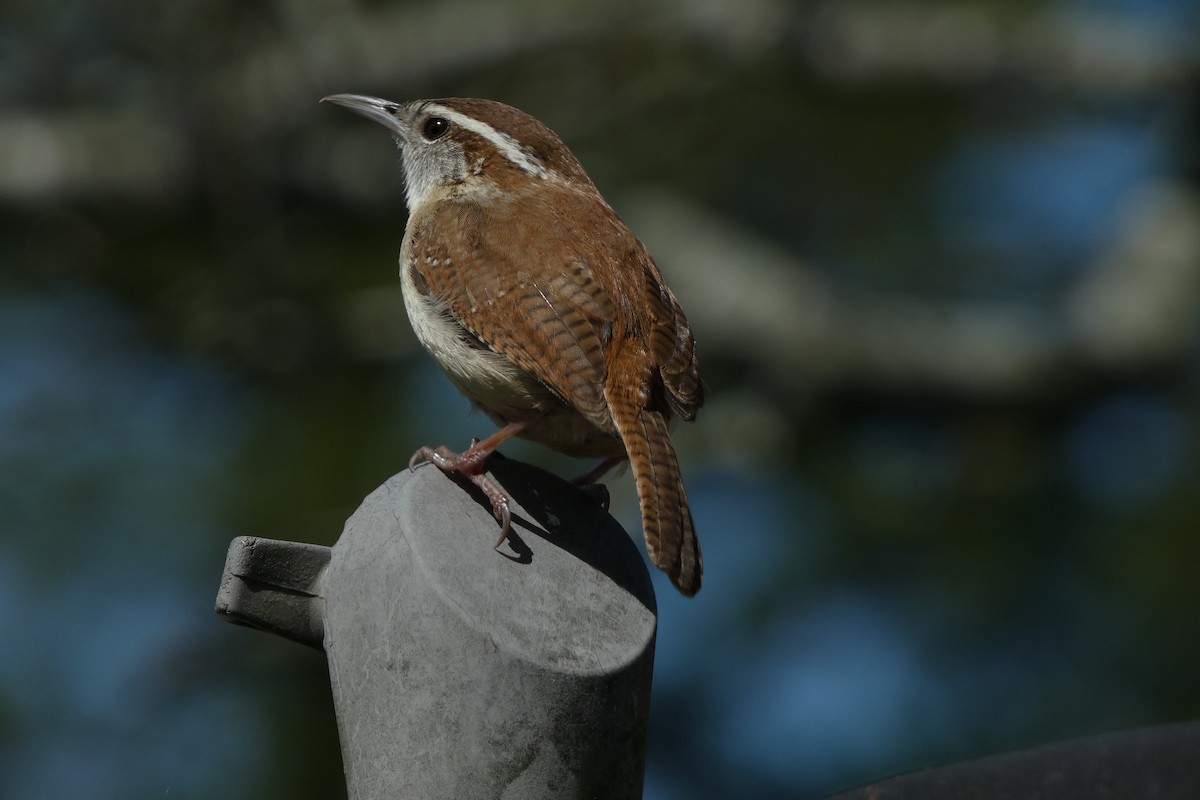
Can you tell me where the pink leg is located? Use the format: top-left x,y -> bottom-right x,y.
571,456 -> 625,511
572,456 -> 625,486
409,419 -> 531,546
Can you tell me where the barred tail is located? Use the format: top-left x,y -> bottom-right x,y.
609,397 -> 703,596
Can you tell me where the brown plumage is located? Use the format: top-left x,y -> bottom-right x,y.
323,94 -> 704,595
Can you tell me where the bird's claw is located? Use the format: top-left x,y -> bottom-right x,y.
408,447 -> 433,471
492,501 -> 513,548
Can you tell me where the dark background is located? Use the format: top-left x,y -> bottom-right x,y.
2,1 -> 1198,798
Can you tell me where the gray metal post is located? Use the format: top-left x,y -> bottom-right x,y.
216,456 -> 658,800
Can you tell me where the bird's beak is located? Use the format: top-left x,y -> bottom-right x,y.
321,94 -> 410,139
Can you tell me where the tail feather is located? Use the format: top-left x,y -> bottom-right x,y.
609,396 -> 703,596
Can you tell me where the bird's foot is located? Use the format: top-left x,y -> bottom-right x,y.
409,443 -> 512,545
576,481 -> 610,511
571,456 -> 623,511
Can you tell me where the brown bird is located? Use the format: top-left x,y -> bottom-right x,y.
322,94 -> 704,595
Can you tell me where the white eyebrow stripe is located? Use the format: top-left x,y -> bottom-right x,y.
426,105 -> 549,179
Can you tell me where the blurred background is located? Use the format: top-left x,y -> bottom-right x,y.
2,0 -> 1199,797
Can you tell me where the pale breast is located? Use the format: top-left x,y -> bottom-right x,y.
400,255 -> 540,413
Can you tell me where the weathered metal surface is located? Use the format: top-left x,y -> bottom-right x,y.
218,456 -> 656,799
216,536 -> 330,649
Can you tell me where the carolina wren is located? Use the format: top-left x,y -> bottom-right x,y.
322,94 -> 704,596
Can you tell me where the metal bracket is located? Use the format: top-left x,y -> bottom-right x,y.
216,536 -> 330,650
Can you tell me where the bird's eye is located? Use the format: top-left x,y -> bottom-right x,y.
422,116 -> 450,141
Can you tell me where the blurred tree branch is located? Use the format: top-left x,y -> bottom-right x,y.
629,181 -> 1200,403
1,0 -> 1195,402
